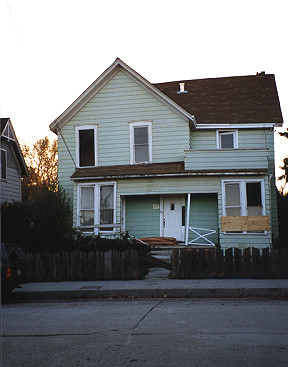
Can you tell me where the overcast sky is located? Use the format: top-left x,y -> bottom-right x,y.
1,0 -> 287,185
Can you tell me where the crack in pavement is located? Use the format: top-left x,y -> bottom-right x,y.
132,299 -> 164,329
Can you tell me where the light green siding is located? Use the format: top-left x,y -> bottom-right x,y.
188,195 -> 219,245
184,149 -> 268,171
125,195 -> 160,238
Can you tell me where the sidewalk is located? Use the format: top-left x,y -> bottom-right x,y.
11,268 -> 288,301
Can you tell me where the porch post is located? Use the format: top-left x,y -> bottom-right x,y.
185,193 -> 191,246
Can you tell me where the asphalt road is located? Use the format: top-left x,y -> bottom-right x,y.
2,298 -> 288,367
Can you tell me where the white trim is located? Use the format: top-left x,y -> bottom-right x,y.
75,125 -> 98,168
222,179 -> 266,234
77,182 -> 117,235
160,196 -> 164,237
197,123 -> 276,129
216,129 -> 238,149
129,121 -> 152,164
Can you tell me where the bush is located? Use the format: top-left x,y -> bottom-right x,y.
1,186 -> 74,252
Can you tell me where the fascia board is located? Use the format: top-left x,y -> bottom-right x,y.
50,58 -> 196,134
196,123 -> 277,129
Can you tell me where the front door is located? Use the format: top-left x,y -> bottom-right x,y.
163,196 -> 185,241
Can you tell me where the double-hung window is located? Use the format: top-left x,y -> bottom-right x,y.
76,126 -> 97,167
130,121 -> 152,164
222,180 -> 265,233
1,149 -> 7,180
78,183 -> 116,234
217,130 -> 238,149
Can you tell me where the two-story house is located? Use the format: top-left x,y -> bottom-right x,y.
49,58 -> 283,249
1,118 -> 28,203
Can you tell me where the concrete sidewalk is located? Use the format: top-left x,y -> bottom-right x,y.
11,268 -> 288,301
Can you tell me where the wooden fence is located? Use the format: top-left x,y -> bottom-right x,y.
171,247 -> 288,279
25,248 -> 139,281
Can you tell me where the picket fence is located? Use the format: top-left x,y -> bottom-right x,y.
171,247 -> 288,279
25,248 -> 139,281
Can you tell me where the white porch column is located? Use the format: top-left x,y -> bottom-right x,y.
185,193 -> 191,246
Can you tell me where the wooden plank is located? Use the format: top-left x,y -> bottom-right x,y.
69,251 -> 79,280
112,250 -> 121,280
53,252 -> 61,281
61,251 -> 70,281
233,248 -> 242,277
215,248 -> 224,278
221,216 -> 247,232
271,248 -> 280,278
221,216 -> 269,232
243,248 -> 251,277
25,252 -> 35,282
95,251 -> 104,280
251,248 -> 261,278
104,250 -> 113,280
129,248 -> 139,280
42,253 -> 53,281
171,249 -> 179,278
247,216 -> 269,231
261,247 -> 271,278
78,251 -> 86,280
87,251 -> 96,280
225,248 -> 233,277
206,249 -> 216,278
279,247 -> 288,278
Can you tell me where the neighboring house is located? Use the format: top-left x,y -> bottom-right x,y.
50,59 -> 283,249
0,118 -> 28,203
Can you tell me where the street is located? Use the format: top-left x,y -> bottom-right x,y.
2,298 -> 288,367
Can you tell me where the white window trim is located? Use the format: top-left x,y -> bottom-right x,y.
222,179 -> 265,217
217,130 -> 238,149
77,182 -> 117,235
1,148 -> 7,180
129,121 -> 152,164
75,125 -> 98,168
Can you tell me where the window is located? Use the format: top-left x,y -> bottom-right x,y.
78,183 -> 116,234
1,149 -> 7,180
223,180 -> 264,217
217,130 -> 238,149
76,126 -> 97,167
130,122 -> 152,164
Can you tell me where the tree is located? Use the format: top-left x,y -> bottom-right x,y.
278,129 -> 288,193
21,137 -> 58,200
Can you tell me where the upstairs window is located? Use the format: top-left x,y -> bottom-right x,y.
217,130 -> 238,149
130,122 -> 152,164
1,149 -> 7,180
76,126 -> 97,167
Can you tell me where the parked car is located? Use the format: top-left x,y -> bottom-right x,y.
1,243 -> 29,297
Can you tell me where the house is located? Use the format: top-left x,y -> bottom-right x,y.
49,59 -> 283,249
0,118 -> 28,203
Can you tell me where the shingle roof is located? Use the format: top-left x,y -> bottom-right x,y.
153,73 -> 283,125
71,162 -> 267,180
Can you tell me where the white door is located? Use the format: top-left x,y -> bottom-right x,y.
163,196 -> 185,241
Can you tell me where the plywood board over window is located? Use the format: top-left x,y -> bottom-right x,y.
221,216 -> 269,232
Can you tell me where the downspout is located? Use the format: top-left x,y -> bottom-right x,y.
185,193 -> 191,246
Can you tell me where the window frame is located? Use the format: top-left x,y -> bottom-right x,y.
222,179 -> 265,217
75,125 -> 98,168
217,130 -> 238,149
130,121 -> 152,164
77,182 -> 116,235
1,148 -> 7,180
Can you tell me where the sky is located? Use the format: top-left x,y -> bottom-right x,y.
0,0 -> 287,187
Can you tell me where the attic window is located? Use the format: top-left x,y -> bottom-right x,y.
177,83 -> 188,94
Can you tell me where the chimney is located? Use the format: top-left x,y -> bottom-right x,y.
177,82 -> 188,94
256,71 -> 266,76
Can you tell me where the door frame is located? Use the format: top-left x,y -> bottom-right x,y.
160,195 -> 186,241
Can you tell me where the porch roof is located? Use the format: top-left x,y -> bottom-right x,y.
70,162 -> 268,181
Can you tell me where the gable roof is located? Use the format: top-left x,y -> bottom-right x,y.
50,59 -> 283,133
49,58 -> 196,134
0,118 -> 28,176
154,73 -> 283,125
